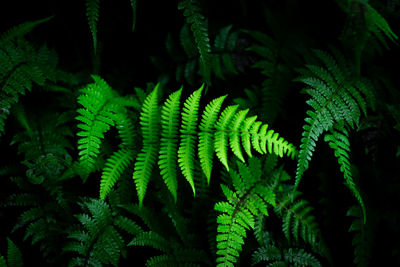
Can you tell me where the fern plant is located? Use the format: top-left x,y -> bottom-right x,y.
64,198 -> 141,266
0,238 -> 23,267
294,49 -> 374,205
0,17 -> 58,137
178,0 -> 212,84
214,158 -> 276,266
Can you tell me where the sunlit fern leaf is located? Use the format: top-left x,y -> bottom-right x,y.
86,0 -> 100,54
347,205 -> 372,267
7,238 -> 23,267
294,49 -> 375,191
324,124 -> 366,222
100,149 -> 135,200
229,109 -> 249,163
178,0 -> 212,84
159,88 -> 182,202
178,86 -> 203,195
135,86 -> 296,201
199,95 -> 227,184
76,75 -> 125,177
215,159 -> 276,267
132,85 -> 160,207
215,105 -> 239,171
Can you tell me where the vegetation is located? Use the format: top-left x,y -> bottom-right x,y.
1,0 -> 400,265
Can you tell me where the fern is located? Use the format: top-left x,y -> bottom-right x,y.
178,0 -> 212,84
64,199 -> 141,266
214,158 -> 276,266
273,191 -> 326,257
132,85 -> 296,205
0,19 -> 57,137
324,123 -> 366,222
76,75 -> 131,178
347,205 -> 372,267
86,0 -> 100,54
132,85 -> 160,207
294,49 -> 375,191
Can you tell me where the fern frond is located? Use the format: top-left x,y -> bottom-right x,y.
76,75 -> 124,177
0,33 -> 57,137
130,0 -> 137,31
324,124 -> 366,222
294,49 -> 374,190
132,85 -> 160,207
178,0 -> 212,83
215,105 -> 239,171
0,17 -> 52,42
86,0 -> 100,54
100,149 -> 135,200
347,205 -> 372,267
199,95 -> 227,183
178,86 -> 203,195
159,88 -> 182,202
134,86 -> 296,201
284,248 -> 321,267
214,159 -> 276,266
7,238 -> 23,267
65,199 -> 132,266
274,192 -> 325,255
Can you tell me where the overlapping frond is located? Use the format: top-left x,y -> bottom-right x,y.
214,159 -> 276,266
294,49 -> 375,190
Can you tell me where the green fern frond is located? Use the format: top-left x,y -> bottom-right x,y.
6,239 -> 23,267
199,95 -> 227,183
364,2 -> 398,43
100,149 -> 135,200
178,0 -> 212,84
274,192 -> 325,255
178,86 -> 203,195
86,0 -> 100,54
132,85 -> 160,207
130,0 -> 137,31
294,49 -> 374,191
212,25 -> 239,79
284,248 -> 321,267
214,159 -> 276,266
159,88 -> 182,202
0,30 -> 58,137
134,85 -> 296,202
65,199 -> 134,266
324,124 -> 366,222
76,75 -> 125,177
347,205 -> 372,267
215,105 -> 239,171
0,17 -> 52,42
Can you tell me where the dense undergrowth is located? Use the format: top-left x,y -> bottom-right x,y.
1,0 -> 400,266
